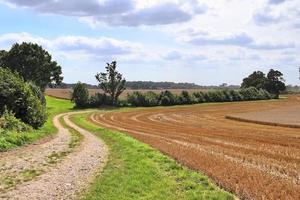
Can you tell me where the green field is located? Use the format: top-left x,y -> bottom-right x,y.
0,96 -> 74,151
71,113 -> 234,200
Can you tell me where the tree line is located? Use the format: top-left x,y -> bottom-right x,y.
72,62 -> 285,108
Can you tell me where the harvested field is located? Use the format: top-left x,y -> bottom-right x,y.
45,88 -> 209,100
91,95 -> 300,200
226,105 -> 300,128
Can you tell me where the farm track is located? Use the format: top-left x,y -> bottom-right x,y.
91,95 -> 300,200
0,112 -> 108,199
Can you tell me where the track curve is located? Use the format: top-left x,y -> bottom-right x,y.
1,112 -> 108,200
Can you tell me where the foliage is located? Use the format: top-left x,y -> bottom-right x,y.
71,82 -> 89,108
0,68 -> 47,128
158,90 -> 176,106
88,93 -> 112,107
265,69 -> 286,96
127,91 -> 159,107
0,42 -> 63,91
95,61 -> 126,106
0,109 -> 32,133
126,88 -> 273,107
241,71 -> 266,90
241,69 -> 286,95
0,96 -> 74,151
177,90 -> 195,105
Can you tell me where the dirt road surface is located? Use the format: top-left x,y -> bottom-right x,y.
0,112 -> 107,200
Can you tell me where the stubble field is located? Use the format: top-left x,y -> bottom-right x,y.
90,95 -> 300,200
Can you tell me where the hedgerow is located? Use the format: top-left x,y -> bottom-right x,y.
126,87 -> 274,107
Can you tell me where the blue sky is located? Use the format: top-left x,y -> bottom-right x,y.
0,0 -> 299,85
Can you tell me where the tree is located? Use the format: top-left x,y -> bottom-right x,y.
71,82 -> 89,108
241,71 -> 267,90
241,69 -> 286,96
0,50 -> 6,59
0,42 -> 63,91
265,69 -> 286,96
0,68 -> 47,128
95,61 -> 126,106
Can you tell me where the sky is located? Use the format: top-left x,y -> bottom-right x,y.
0,0 -> 299,85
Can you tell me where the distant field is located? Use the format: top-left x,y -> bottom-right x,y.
45,88 -> 210,100
91,95 -> 300,200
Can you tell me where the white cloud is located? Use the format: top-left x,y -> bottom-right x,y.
0,33 -> 141,61
1,0 -> 207,26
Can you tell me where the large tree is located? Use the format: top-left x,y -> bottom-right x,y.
0,42 -> 63,91
95,61 -> 126,106
265,69 -> 286,96
241,71 -> 267,90
241,69 -> 286,96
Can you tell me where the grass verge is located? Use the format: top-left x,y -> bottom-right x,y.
0,96 -> 74,151
71,112 -> 234,200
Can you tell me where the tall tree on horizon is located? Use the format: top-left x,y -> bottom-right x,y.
95,61 -> 126,106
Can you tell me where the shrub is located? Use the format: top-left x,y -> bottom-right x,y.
0,68 -> 47,128
88,93 -> 112,107
239,87 -> 260,101
228,90 -> 243,101
0,109 -> 32,132
158,91 -> 176,106
127,91 -> 147,107
177,91 -> 194,105
28,81 -> 46,106
193,92 -> 206,103
144,91 -> 159,107
71,82 -> 89,108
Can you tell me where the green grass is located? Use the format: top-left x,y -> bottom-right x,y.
0,96 -> 74,151
71,113 -> 234,200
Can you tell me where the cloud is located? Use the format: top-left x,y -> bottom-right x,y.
163,50 -> 183,60
185,32 -> 294,50
1,0 -> 206,26
268,0 -> 286,5
252,11 -> 282,26
187,33 -> 253,46
0,33 -> 140,60
162,50 -> 206,61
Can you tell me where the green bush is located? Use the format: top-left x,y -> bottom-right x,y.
71,82 -> 89,108
88,93 -> 112,107
228,90 -> 243,101
192,91 -> 206,103
144,91 -> 159,107
0,109 -> 32,132
0,68 -> 47,128
176,91 -> 194,105
127,91 -> 158,107
239,87 -> 260,101
157,91 -> 176,106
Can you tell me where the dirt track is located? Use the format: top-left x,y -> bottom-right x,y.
1,112 -> 107,199
91,95 -> 300,200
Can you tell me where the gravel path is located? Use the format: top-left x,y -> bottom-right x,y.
0,112 -> 108,199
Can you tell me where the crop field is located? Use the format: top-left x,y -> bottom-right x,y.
45,88 -> 209,100
91,95 -> 300,200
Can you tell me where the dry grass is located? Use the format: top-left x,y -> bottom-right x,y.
90,95 -> 300,200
